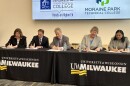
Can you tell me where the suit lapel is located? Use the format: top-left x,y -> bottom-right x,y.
55,37 -> 59,46
36,36 -> 40,45
61,35 -> 64,46
41,36 -> 44,44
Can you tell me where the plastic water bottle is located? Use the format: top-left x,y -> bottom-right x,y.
127,46 -> 130,52
63,42 -> 67,51
79,43 -> 82,52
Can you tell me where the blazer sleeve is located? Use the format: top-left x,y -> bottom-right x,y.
5,36 -> 13,47
97,37 -> 102,49
44,37 -> 49,48
65,37 -> 71,49
50,37 -> 55,48
125,37 -> 130,48
29,36 -> 35,46
18,37 -> 27,48
108,38 -> 114,50
81,35 -> 87,50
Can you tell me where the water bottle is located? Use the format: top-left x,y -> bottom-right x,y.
127,46 -> 130,52
79,43 -> 82,52
63,42 -> 67,51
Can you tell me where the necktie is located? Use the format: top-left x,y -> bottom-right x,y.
59,39 -> 62,47
39,38 -> 42,45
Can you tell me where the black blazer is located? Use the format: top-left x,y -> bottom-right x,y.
5,35 -> 27,48
29,35 -> 49,48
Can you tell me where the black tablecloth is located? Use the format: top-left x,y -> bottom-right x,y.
0,48 -> 54,83
0,49 -> 130,86
54,51 -> 130,86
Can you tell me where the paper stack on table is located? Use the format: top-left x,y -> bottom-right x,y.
1,46 -> 15,49
88,50 -> 97,52
26,47 -> 38,50
47,49 -> 61,52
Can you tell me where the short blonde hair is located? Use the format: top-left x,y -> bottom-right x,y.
90,26 -> 99,33
54,27 -> 62,33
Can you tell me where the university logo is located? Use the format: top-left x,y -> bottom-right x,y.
96,0 -> 110,6
40,0 -> 51,10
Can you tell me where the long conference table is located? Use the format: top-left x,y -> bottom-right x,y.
0,48 -> 130,86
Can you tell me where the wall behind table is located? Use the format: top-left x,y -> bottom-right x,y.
0,0 -> 130,47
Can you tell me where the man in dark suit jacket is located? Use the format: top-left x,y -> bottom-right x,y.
50,27 -> 71,50
29,29 -> 49,48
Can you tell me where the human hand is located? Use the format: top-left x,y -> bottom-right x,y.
95,48 -> 100,51
30,46 -> 35,49
118,49 -> 124,52
36,46 -> 43,49
13,45 -> 18,48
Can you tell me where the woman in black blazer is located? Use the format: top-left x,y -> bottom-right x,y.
5,28 -> 27,48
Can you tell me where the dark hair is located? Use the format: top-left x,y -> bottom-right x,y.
38,29 -> 44,34
14,28 -> 23,37
114,30 -> 126,43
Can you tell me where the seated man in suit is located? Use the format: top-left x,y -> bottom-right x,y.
29,29 -> 49,48
50,27 -> 71,50
5,28 -> 27,48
